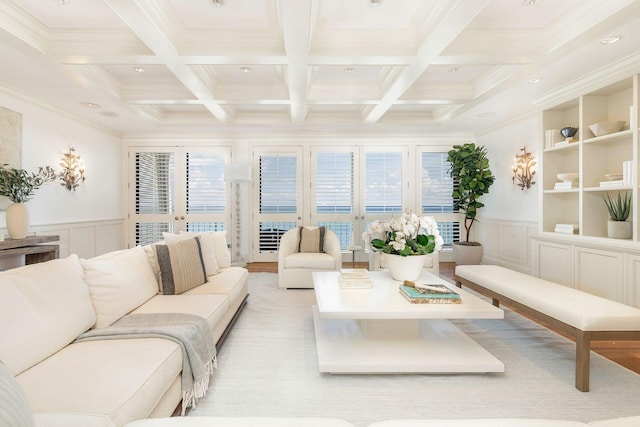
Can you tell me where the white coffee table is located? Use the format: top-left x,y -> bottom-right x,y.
312,270 -> 504,374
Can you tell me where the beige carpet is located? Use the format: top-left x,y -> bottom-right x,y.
188,273 -> 640,426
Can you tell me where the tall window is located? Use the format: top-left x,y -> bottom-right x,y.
420,150 -> 459,247
365,152 -> 403,214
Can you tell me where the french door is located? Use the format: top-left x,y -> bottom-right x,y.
252,146 -> 303,262
127,146 -> 230,247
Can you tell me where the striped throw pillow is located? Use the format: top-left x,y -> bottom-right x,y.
154,237 -> 207,295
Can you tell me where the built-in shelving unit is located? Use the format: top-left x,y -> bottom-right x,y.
534,74 -> 640,308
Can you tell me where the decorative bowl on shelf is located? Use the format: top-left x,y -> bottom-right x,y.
588,121 -> 625,137
561,126 -> 578,138
557,173 -> 579,182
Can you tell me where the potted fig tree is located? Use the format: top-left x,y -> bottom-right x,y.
447,143 -> 495,265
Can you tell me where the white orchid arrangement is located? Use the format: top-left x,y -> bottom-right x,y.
362,213 -> 443,257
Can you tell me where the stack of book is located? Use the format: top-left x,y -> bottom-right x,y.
399,284 -> 461,304
599,180 -> 624,188
338,269 -> 372,288
554,223 -> 579,234
554,181 -> 578,190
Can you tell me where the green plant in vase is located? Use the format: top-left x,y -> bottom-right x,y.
603,191 -> 632,239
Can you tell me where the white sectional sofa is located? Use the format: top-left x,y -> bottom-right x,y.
0,232 -> 248,427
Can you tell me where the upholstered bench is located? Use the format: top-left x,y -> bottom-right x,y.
454,264 -> 640,392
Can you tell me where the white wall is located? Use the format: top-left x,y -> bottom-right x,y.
0,90 -> 124,267
0,91 -> 123,226
473,114 -> 540,272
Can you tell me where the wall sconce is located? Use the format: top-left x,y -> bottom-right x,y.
59,148 -> 85,191
512,146 -> 536,190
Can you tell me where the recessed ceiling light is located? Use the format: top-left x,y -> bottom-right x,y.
133,66 -> 147,73
522,0 -> 539,5
448,67 -> 459,73
58,0 -> 69,4
211,0 -> 224,5
240,66 -> 251,73
344,67 -> 354,73
601,35 -> 622,45
80,102 -> 100,109
528,77 -> 542,84
369,0 -> 383,6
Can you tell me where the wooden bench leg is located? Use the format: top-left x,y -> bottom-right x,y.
575,330 -> 591,392
492,298 -> 500,307
455,280 -> 462,288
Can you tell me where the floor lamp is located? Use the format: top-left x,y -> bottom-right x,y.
224,164 -> 252,267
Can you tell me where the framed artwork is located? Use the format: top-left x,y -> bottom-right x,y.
0,106 -> 22,168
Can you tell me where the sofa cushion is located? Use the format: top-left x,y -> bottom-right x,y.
17,338 -> 182,427
81,246 -> 159,329
124,417 -> 356,427
185,266 -> 249,306
154,237 -> 207,295
590,416 -> 640,426
34,413 -> 116,427
131,294 -> 229,333
0,361 -> 35,427
164,232 -> 219,276
368,421 -> 587,427
298,226 -> 326,253
285,252 -> 337,269
0,254 -> 96,375
178,231 -> 230,269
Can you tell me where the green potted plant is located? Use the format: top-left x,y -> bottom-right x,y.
447,143 -> 495,264
0,164 -> 56,239
603,191 -> 631,239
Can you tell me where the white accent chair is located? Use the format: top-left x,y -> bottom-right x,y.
278,227 -> 342,289
368,250 -> 440,276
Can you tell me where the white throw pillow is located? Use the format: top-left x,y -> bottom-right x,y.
164,232 -> 219,276
80,246 -> 159,329
179,230 -> 231,269
0,255 -> 95,375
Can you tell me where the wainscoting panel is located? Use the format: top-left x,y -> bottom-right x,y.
627,255 -> 640,307
533,240 -> 573,287
574,247 -> 624,302
474,218 -> 537,273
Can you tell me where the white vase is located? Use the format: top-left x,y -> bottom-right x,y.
607,220 -> 632,239
6,202 -> 29,239
452,242 -> 484,265
383,253 -> 428,282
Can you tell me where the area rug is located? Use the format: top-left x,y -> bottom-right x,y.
188,273 -> 640,426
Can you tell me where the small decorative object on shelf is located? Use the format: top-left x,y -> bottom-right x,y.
588,120 -> 625,137
362,212 -> 443,281
603,192 -> 632,239
512,146 -> 536,190
560,126 -> 578,141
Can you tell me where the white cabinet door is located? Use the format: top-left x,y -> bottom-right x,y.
574,246 -> 624,302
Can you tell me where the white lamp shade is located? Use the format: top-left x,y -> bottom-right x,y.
224,164 -> 252,182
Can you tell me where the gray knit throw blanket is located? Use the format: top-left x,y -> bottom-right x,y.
76,313 -> 217,415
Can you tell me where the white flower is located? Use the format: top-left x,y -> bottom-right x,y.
364,212 -> 442,256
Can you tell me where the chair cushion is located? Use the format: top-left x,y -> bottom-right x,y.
0,361 -> 35,427
164,232 -> 219,276
298,226 -> 326,253
0,254 -> 96,375
153,237 -> 207,295
285,252 -> 337,269
81,246 -> 159,329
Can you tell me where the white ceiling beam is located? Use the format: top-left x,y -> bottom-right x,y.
364,0 -> 491,124
280,0 -> 313,124
103,0 -> 230,123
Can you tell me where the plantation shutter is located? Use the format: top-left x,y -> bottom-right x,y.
421,150 -> 459,247
316,152 -> 353,215
365,151 -> 402,214
134,152 -> 175,244
186,153 -> 226,214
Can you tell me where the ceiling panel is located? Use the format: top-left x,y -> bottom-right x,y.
14,0 -> 126,28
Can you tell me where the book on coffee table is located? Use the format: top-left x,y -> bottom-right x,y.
399,284 -> 461,304
338,269 -> 372,288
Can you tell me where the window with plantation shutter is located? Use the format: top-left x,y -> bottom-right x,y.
420,149 -> 460,248
186,153 -> 225,214
129,147 -> 230,248
253,148 -> 302,261
365,151 -> 402,214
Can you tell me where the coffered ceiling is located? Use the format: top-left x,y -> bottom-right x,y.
0,0 -> 639,136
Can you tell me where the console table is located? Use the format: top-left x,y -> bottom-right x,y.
0,235 -> 60,265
